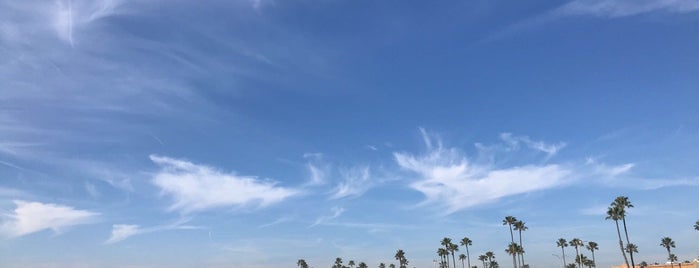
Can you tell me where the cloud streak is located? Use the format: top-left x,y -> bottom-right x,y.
150,155 -> 299,213
557,0 -> 699,17
0,200 -> 98,237
104,218 -> 202,244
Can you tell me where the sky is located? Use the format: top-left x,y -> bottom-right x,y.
1,0 -> 698,267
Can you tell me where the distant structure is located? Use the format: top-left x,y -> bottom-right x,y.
611,260 -> 699,268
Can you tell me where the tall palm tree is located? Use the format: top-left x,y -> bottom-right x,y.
569,238 -> 583,268
442,238 -> 453,268
557,238 -> 568,268
612,196 -> 635,268
660,237 -> 676,268
379,263 -> 386,268
449,243 -> 459,268
459,254 -> 467,268
358,262 -> 368,268
478,255 -> 488,268
460,237 -> 473,268
505,242 -> 519,268
513,220 -> 527,267
503,216 -> 518,244
606,205 -> 630,268
395,249 -> 408,268
349,260 -> 356,268
585,241 -> 598,268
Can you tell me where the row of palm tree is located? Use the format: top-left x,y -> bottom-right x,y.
556,238 -> 598,268
299,197 -> 697,268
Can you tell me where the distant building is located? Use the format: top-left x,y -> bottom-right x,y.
611,260 -> 699,268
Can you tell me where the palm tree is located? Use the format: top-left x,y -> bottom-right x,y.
449,243 -> 459,268
389,264 -> 396,268
503,216 -> 518,244
557,238 -> 568,268
505,242 -> 520,268
513,221 -> 527,268
358,262 -> 368,268
298,259 -> 309,268
606,205 -> 630,268
566,264 -> 577,268
694,220 -> 699,231
625,243 -> 638,263
660,237 -> 676,268
459,254 -> 467,268
379,263 -> 386,268
478,255 -> 488,268
490,261 -> 499,268
439,248 -> 449,268
395,249 -> 408,268
486,251 -> 495,267
586,241 -> 598,268
349,260 -> 356,268
668,254 -> 678,265
639,261 -> 648,268
612,196 -> 636,268
334,258 -> 344,268
442,238 -> 453,268
569,238 -> 583,268
460,237 -> 473,268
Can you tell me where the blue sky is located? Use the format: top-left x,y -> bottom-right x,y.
1,0 -> 698,267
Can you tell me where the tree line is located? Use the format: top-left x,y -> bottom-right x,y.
297,196 -> 699,268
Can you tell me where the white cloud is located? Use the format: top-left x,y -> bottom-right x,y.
307,164 -> 327,186
395,131 -> 573,214
500,132 -> 567,157
150,155 -> 298,213
309,206 -> 345,227
329,166 -> 372,199
104,218 -> 203,244
0,200 -> 98,237
557,0 -> 699,17
105,224 -> 140,244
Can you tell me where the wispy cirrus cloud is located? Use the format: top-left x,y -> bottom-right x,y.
329,166 -> 372,199
104,218 -> 202,244
150,155 -> 299,213
394,130 -> 577,214
499,132 -> 567,157
309,206 -> 345,227
557,0 -> 699,17
0,200 -> 98,237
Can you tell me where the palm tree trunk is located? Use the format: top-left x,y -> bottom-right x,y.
462,259 -> 465,268
591,250 -> 596,268
622,217 -> 635,268
512,253 -> 517,268
519,230 -> 525,267
508,224 -> 515,268
667,249 -> 674,268
453,252 -> 457,268
575,247 -> 581,268
615,220 -> 630,268
561,247 -> 567,268
466,247 -> 471,268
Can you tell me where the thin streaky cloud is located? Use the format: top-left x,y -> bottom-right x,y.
309,206 -> 345,228
556,0 -> 699,17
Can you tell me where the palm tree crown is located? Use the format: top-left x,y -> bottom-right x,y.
694,220 -> 699,231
